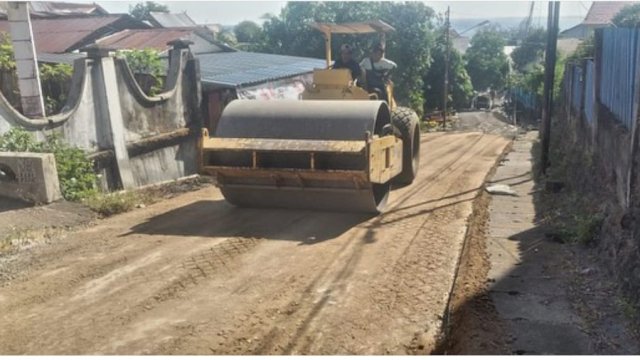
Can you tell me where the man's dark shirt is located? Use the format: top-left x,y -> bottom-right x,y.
333,58 -> 362,80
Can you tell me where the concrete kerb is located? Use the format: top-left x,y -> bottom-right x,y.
0,151 -> 62,204
438,138 -> 514,353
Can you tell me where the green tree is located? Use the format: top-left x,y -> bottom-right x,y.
0,32 -> 15,71
567,35 -> 594,61
39,63 -> 73,114
1,33 -> 73,114
234,21 -> 263,43
511,27 -> 546,72
612,3 -> 640,27
129,1 -> 169,21
117,48 -> 165,95
423,31 -> 473,111
259,1 -> 436,114
465,28 -> 509,91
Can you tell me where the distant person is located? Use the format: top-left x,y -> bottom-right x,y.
360,43 -> 397,102
332,44 -> 362,81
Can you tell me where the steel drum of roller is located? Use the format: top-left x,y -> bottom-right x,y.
207,100 -> 393,213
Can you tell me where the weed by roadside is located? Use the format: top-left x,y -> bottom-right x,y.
82,191 -> 150,217
551,210 -> 604,246
1,227 -> 65,254
420,118 -> 456,132
82,176 -> 214,218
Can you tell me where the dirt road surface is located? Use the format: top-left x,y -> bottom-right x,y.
0,132 -> 510,355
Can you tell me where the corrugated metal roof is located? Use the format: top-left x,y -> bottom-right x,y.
29,2 -> 108,17
583,1 -> 632,25
0,1 -> 108,18
96,28 -> 199,51
0,15 -> 145,53
37,52 -> 85,65
149,12 -> 196,28
198,51 -> 325,88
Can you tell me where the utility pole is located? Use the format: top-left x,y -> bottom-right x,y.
443,6 -> 450,130
540,1 -> 560,174
513,92 -> 517,126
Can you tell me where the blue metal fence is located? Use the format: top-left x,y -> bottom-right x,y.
600,28 -> 640,129
584,60 -> 596,125
571,64 -> 584,113
513,86 -> 537,111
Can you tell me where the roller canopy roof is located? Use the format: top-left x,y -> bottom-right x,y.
309,20 -> 395,34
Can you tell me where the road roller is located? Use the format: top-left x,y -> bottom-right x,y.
198,21 -> 421,213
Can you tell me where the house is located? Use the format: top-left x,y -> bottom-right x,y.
95,27 -> 232,55
203,23 -> 223,35
452,36 -> 470,55
557,38 -> 582,57
0,1 -> 108,19
0,15 -> 148,53
448,29 -> 470,55
148,11 -> 197,28
560,1 -> 633,40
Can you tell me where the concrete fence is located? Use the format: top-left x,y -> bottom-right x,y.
0,40 -> 203,192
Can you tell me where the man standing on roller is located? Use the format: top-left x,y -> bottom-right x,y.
360,43 -> 397,103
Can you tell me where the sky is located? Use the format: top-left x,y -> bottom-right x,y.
94,0 -> 593,28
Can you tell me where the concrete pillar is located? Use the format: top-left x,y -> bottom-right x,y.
7,2 -> 46,117
84,44 -> 136,190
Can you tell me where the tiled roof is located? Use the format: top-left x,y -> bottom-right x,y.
583,1 -> 633,25
149,12 -> 196,28
197,51 -> 325,88
0,15 -> 147,53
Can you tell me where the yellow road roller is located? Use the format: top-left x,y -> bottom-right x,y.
199,21 -> 420,213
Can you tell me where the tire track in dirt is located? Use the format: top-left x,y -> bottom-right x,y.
289,135 -> 502,354
205,134 -> 504,355
146,134 -> 490,355
157,133 -> 505,355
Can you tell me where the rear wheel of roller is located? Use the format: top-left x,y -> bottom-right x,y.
391,106 -> 421,186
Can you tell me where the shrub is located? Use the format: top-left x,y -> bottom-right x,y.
39,63 -> 73,114
0,128 -> 97,200
117,48 -> 165,96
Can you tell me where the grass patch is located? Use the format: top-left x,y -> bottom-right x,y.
1,228 -> 65,254
555,213 -> 604,245
617,295 -> 639,321
420,118 -> 456,133
82,191 -> 150,218
82,176 -> 215,218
